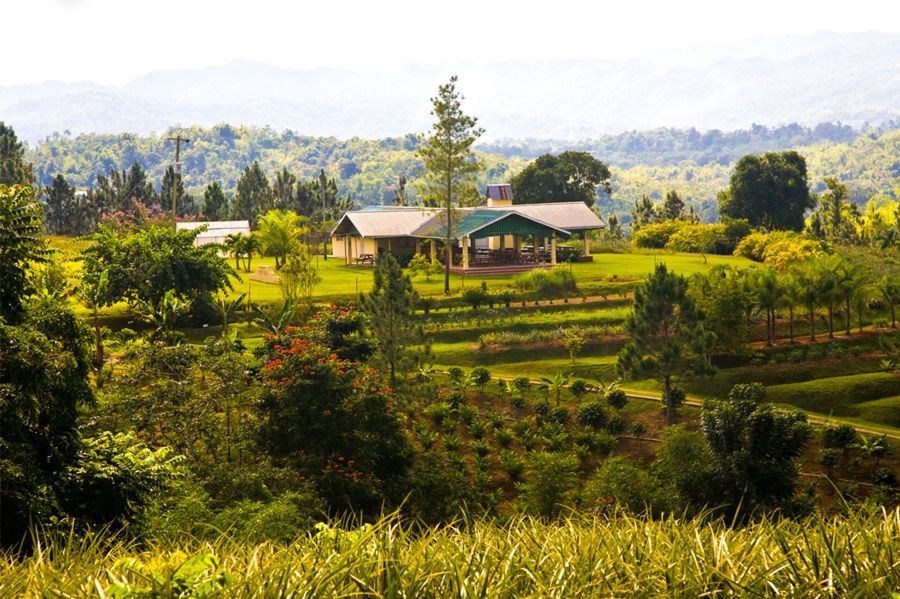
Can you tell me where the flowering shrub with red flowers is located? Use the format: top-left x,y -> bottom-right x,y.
258,332 -> 410,512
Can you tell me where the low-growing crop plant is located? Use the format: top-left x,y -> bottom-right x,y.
576,402 -> 608,429
471,439 -> 491,458
470,366 -> 492,392
495,428 -> 514,448
424,402 -> 451,424
606,389 -> 628,409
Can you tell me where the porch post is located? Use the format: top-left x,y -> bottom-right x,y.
583,231 -> 591,256
416,239 -> 422,255
462,236 -> 470,269
345,235 -> 351,265
387,238 -> 392,253
430,240 -> 437,261
551,232 -> 557,265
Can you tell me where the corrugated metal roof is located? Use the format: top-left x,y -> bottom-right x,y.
331,209 -> 437,238
486,202 -> 605,230
331,201 -> 602,238
411,209 -> 570,240
177,221 -> 251,239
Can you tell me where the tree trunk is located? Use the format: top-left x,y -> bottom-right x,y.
827,305 -> 834,339
93,310 -> 104,369
845,298 -> 851,336
892,303 -> 896,329
664,376 -> 674,426
809,305 -> 816,341
789,308 -> 795,344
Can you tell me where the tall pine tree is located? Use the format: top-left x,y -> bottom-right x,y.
617,264 -> 716,424
232,161 -> 271,226
416,76 -> 484,294
203,181 -> 227,220
359,252 -> 421,386
44,174 -> 76,234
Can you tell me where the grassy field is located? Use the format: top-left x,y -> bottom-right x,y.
3,508 -> 897,597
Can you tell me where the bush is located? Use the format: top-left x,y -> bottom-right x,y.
533,400 -> 551,418
606,414 -> 627,434
576,402 -> 608,429
495,428 -> 514,448
873,467 -> 897,488
513,376 -> 531,393
424,402 -> 451,424
631,221 -> 685,249
664,220 -> 751,255
569,379 -> 590,399
470,367 -> 492,391
447,391 -> 466,410
212,490 -> 324,543
818,448 -> 841,476
734,230 -> 826,269
460,288 -> 490,311
548,407 -> 570,425
822,424 -> 858,451
500,450 -> 525,482
470,439 -> 492,458
606,389 -> 628,409
514,266 -> 578,297
583,457 -> 669,516
458,404 -> 479,426
517,452 -> 579,518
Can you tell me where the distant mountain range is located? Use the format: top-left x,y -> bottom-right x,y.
2,32 -> 898,143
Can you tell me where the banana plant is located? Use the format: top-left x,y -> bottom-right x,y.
540,370 -> 570,407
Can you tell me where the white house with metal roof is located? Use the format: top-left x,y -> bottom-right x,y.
330,185 -> 604,272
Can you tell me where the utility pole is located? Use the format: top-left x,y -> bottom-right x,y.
167,134 -> 191,230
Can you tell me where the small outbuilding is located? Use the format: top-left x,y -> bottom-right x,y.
176,220 -> 251,246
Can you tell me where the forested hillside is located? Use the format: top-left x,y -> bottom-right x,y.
26,122 -> 900,223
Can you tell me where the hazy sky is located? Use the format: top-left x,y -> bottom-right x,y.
5,0 -> 899,85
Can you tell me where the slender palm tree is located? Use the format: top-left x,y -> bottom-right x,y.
223,232 -> 244,270
540,370 -> 570,407
240,234 -> 262,273
878,275 -> 900,329
780,272 -> 803,344
755,268 -> 782,346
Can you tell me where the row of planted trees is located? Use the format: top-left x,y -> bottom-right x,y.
692,254 -> 900,351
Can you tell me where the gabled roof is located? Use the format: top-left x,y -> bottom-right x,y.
330,207 -> 437,238
412,209 -> 571,240
485,202 -> 604,231
330,201 -> 603,239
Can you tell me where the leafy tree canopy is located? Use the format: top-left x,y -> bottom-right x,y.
718,151 -> 814,231
82,224 -> 234,310
511,151 -> 611,207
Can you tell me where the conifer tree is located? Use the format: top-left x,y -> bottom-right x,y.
203,181 -> 227,220
0,122 -> 34,186
232,161 -> 271,226
360,252 -> 421,386
159,165 -> 195,216
661,190 -> 685,220
417,76 -> 484,294
617,264 -> 716,424
44,174 -> 76,234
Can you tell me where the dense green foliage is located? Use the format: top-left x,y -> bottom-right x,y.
81,225 -> 234,310
0,184 -> 47,322
510,151 -> 611,206
618,264 -> 715,423
718,151 -> 815,230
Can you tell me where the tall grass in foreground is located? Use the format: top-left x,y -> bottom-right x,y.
2,508 -> 898,597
